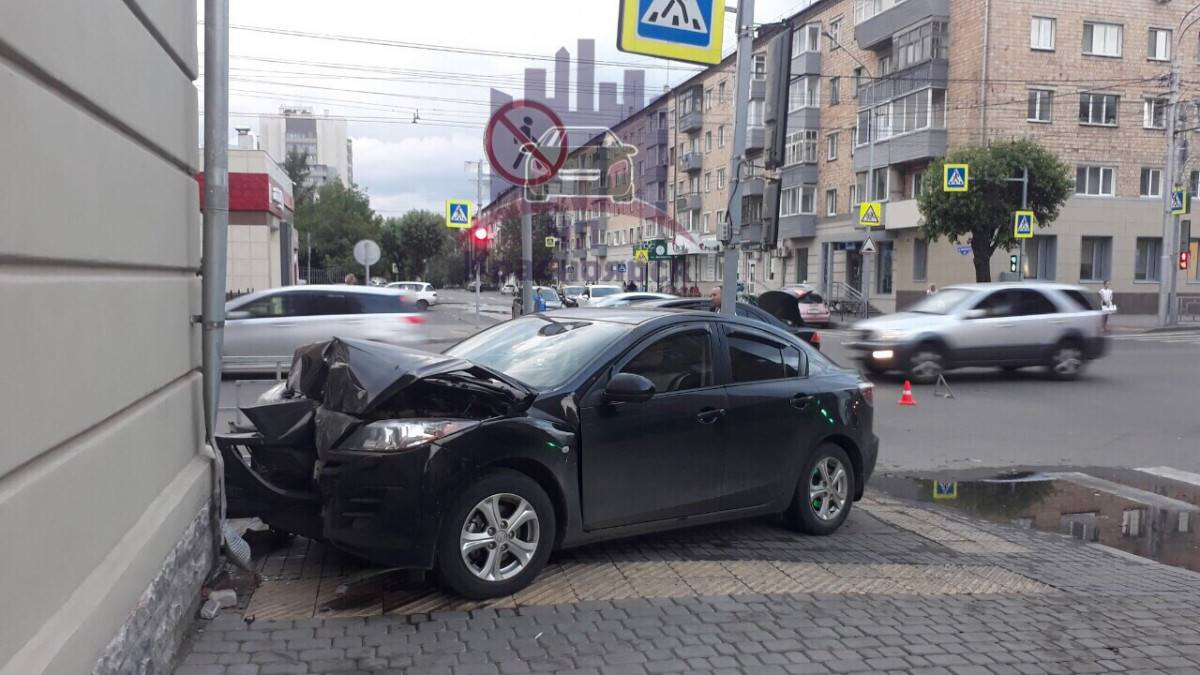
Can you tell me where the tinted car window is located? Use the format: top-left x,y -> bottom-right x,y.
355,293 -> 406,314
799,293 -> 824,304
1014,289 -> 1058,316
908,288 -> 973,314
728,334 -> 787,383
238,294 -> 288,318
973,290 -> 1018,318
783,346 -> 805,378
446,316 -> 629,390
1060,289 -> 1099,311
293,292 -> 357,316
621,331 -> 713,393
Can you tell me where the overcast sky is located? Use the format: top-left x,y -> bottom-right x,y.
200,0 -> 813,216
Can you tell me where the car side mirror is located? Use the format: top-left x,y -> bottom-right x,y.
604,373 -> 656,403
227,310 -> 252,320
963,309 -> 987,320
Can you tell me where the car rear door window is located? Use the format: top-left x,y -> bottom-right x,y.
292,292 -> 357,316
355,293 -> 405,314
238,294 -> 289,318
728,333 -> 788,383
1013,289 -> 1058,316
620,330 -> 713,393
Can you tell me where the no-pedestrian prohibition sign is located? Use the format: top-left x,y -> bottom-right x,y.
484,99 -> 568,188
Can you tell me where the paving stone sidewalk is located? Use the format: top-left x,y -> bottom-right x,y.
173,495 -> 1200,675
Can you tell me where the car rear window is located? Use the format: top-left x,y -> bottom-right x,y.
1060,289 -> 1100,311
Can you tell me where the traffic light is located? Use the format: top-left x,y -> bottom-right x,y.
471,225 -> 489,248
1181,250 -> 1192,270
1009,254 -> 1019,273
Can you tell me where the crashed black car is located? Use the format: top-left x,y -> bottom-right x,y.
220,308 -> 879,599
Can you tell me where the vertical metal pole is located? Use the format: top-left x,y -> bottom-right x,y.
1020,167 -> 1029,281
721,0 -> 755,317
475,161 -> 483,321
364,263 -> 370,286
1160,63 -> 1181,327
305,231 -> 311,283
521,208 -> 533,314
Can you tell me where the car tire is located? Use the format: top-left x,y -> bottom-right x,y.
785,444 -> 855,535
417,299 -> 429,311
435,470 -> 556,600
907,343 -> 945,385
1046,339 -> 1086,380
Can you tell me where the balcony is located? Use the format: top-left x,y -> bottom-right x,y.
679,110 -> 703,134
791,51 -> 821,76
676,192 -> 702,211
650,127 -> 669,146
750,78 -> 766,100
742,176 -> 766,198
745,126 -> 765,152
778,214 -> 817,240
590,244 -> 608,257
638,163 -> 668,184
679,152 -> 704,173
852,128 -> 948,172
885,198 -> 922,230
857,61 -> 948,106
855,0 -> 949,50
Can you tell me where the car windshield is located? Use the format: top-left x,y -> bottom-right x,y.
907,288 -> 974,314
445,316 -> 628,389
562,286 -> 584,296
589,286 -> 619,298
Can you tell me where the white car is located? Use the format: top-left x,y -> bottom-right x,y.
386,281 -> 438,310
583,285 -> 623,304
501,282 -> 518,296
223,285 -> 427,373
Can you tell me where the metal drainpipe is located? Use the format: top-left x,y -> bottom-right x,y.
980,0 -> 992,143
202,0 -> 230,561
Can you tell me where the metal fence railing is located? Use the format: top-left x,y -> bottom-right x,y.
1179,296 -> 1200,324
218,357 -> 291,431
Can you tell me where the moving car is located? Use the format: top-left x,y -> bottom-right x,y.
223,285 -> 425,373
640,297 -> 822,350
583,284 -> 623,304
219,309 -> 878,598
386,281 -> 438,310
511,286 -> 564,318
558,285 -> 587,307
759,288 -> 832,327
845,282 -> 1107,383
501,282 -> 518,296
587,292 -> 676,307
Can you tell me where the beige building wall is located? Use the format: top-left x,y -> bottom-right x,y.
0,1 -> 208,674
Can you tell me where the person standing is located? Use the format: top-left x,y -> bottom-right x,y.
1099,280 -> 1115,332
709,286 -> 721,311
926,284 -> 937,295
344,273 -> 358,285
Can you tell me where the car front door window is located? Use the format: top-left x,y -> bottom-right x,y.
240,294 -> 289,318
620,330 -> 713,393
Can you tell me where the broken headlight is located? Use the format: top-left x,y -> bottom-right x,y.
340,419 -> 479,453
256,381 -> 289,404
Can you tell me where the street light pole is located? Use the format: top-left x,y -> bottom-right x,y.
721,0 -> 755,317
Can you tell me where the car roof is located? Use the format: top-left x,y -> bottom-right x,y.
943,281 -> 1089,292
543,307 -> 689,324
233,284 -> 404,304
589,284 -> 624,289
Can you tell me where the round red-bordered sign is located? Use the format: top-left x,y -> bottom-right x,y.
484,99 -> 568,187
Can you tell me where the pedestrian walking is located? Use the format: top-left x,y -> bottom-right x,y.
1099,280 -> 1116,332
344,273 -> 358,285
926,284 -> 937,295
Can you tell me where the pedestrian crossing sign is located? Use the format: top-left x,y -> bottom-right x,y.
617,0 -> 725,66
859,201 -> 883,227
1014,210 -> 1035,239
545,236 -> 558,248
933,481 -> 958,500
943,164 -> 969,192
445,199 -> 472,229
634,247 -> 650,262
1171,188 -> 1189,215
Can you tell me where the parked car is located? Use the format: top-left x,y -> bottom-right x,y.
558,285 -> 587,307
640,297 -> 822,350
511,286 -> 565,318
222,285 -> 426,373
218,308 -> 877,598
583,284 -> 623,303
501,282 -> 518,296
759,288 -> 832,327
844,282 -> 1108,383
386,281 -> 438,310
587,292 -> 676,307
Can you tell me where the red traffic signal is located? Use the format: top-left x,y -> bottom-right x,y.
1181,250 -> 1192,270
471,226 -> 489,243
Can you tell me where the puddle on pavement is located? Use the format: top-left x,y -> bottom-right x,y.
873,466 -> 1200,573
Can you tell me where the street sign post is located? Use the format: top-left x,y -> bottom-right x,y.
859,201 -> 883,228
861,237 -> 878,255
617,0 -> 725,65
353,239 -> 381,285
544,236 -> 557,248
943,164 -> 969,192
1014,211 -> 1035,239
646,239 -> 672,261
445,199 -> 472,229
861,236 -> 876,316
933,481 -> 958,500
1171,188 -> 1189,215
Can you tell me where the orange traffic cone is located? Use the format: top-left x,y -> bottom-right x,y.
898,380 -> 918,406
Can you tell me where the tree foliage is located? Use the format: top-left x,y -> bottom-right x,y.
497,215 -> 555,283
283,149 -> 316,207
380,210 -> 452,280
295,180 -> 382,273
918,139 -> 1073,282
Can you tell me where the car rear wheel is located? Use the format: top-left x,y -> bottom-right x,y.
908,344 -> 945,385
1047,340 -> 1086,380
785,444 -> 855,536
435,470 -> 556,599
417,299 -> 429,311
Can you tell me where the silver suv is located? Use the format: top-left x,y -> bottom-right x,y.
845,282 -> 1107,383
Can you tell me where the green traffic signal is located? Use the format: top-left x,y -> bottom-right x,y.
1009,255 -> 1019,273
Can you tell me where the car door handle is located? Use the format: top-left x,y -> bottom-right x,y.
790,394 -> 817,410
996,323 -> 1015,328
696,408 -> 726,424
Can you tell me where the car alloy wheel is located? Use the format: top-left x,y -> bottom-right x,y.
1049,342 -> 1085,379
808,457 -> 849,522
908,348 -> 944,385
459,493 -> 540,582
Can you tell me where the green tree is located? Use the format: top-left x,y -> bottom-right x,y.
918,139 -> 1073,282
497,215 -> 555,283
295,180 -> 382,274
283,150 -> 316,206
380,210 -> 452,280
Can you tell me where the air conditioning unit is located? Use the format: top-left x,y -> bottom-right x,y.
771,248 -> 789,259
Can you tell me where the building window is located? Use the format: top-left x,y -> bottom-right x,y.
1140,168 -> 1162,197
718,125 -> 726,147
876,241 -> 894,294
893,21 -> 949,71
1076,166 -> 1115,196
1144,98 -> 1167,129
716,209 -> 725,231
1080,236 -> 1111,281
856,110 -> 871,146
1024,236 -> 1057,280
792,23 -> 821,55
1031,17 -> 1056,51
788,76 -> 820,111
785,129 -> 819,165
1079,93 -> 1119,126
705,172 -> 713,192
872,169 -> 889,202
780,186 -> 800,217
853,66 -> 865,97
1083,21 -> 1122,57
1028,89 -> 1053,122
1135,237 -> 1162,281
913,238 -> 928,281
849,183 -> 859,210
828,19 -> 842,49
830,77 -> 841,105
702,212 -> 711,233
1149,28 -> 1172,61
705,130 -> 713,152
827,132 -> 839,161
717,168 -> 726,189
1191,170 -> 1200,196
825,189 -> 838,216
801,186 -> 816,214
748,100 -> 764,126
718,80 -> 727,102
909,171 -> 924,198
704,88 -> 714,110
753,53 -> 767,81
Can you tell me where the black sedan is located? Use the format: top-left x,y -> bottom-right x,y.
219,308 -> 878,599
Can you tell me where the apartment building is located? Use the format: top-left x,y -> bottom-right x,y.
259,105 -> 354,189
